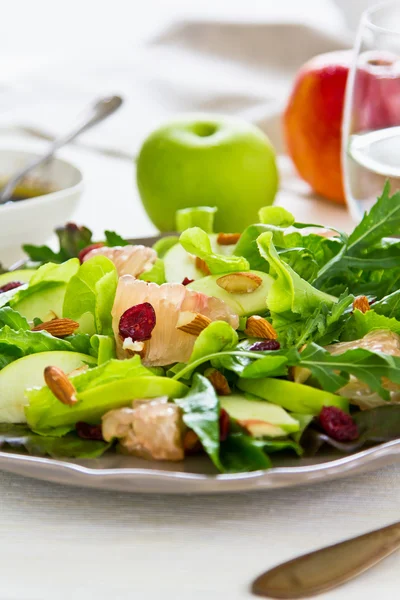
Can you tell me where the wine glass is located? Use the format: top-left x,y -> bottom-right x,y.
343,0 -> 400,221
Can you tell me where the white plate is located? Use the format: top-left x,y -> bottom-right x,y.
0,441 -> 400,494
7,235 -> 400,493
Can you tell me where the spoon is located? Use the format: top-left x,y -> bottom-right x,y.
0,95 -> 123,205
252,520 -> 400,599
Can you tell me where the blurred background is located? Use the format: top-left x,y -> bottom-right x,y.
0,0 -> 381,243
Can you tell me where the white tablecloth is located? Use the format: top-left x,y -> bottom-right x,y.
0,2 -> 399,599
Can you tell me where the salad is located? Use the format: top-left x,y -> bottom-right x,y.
1,183 -> 400,473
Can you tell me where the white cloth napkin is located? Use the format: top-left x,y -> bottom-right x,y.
0,0 -> 352,158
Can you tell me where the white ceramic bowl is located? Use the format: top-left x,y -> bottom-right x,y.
0,149 -> 83,266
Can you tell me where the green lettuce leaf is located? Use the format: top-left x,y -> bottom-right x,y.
372,290 -> 400,319
90,335 -> 116,364
341,309 -> 400,341
0,325 -> 82,358
176,206 -> 217,233
63,255 -> 118,335
258,206 -> 295,227
25,355 -> 187,432
138,258 -> 166,284
180,227 -> 250,274
0,424 -> 110,458
256,231 -> 336,316
0,307 -> 29,331
174,373 -> 222,470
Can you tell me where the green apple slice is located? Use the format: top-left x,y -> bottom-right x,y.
188,270 -> 273,316
238,378 -> 349,414
0,351 -> 96,423
220,394 -> 299,438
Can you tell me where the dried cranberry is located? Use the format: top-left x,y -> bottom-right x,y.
78,242 -> 105,263
319,406 -> 359,442
249,340 -> 280,351
76,422 -> 104,441
119,302 -> 156,341
181,277 -> 194,286
0,281 -> 23,294
219,408 -> 230,441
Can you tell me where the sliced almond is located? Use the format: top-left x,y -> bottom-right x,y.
353,295 -> 370,313
195,256 -> 210,275
176,311 -> 211,335
217,232 -> 241,246
205,368 -> 231,395
32,318 -> 79,337
244,315 -> 278,339
216,272 -> 262,294
44,366 -> 78,406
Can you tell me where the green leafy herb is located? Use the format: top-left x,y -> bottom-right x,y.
174,374 -> 222,470
220,427 -> 271,473
0,307 -> 29,331
256,231 -> 336,316
180,227 -> 250,274
63,255 -> 118,336
23,223 -> 93,263
138,258 -> 166,284
0,424 -> 110,458
176,206 -> 217,233
104,230 -> 128,247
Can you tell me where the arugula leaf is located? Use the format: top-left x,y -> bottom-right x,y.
104,230 -> 128,247
256,438 -> 303,456
0,307 -> 29,331
176,206 -> 217,233
273,293 -> 354,348
372,290 -> 400,319
180,227 -> 250,274
256,232 -> 336,316
298,342 -> 400,401
0,424 -> 110,458
63,256 -> 118,335
64,333 -> 92,355
313,184 -> 400,296
174,374 -> 222,470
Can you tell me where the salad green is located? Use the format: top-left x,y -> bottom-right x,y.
2,187 -> 400,469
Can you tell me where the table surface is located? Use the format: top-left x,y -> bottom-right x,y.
0,130 -> 399,600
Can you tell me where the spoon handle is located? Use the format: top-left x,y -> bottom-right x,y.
252,521 -> 400,599
0,95 -> 122,204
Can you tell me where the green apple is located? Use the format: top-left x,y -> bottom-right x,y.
136,114 -> 279,232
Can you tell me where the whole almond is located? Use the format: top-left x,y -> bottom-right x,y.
245,315 -> 278,339
216,272 -> 262,294
353,296 -> 370,313
205,368 -> 231,395
176,312 -> 212,336
44,366 -> 78,406
195,257 -> 211,275
217,232 -> 241,246
32,318 -> 79,337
